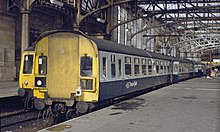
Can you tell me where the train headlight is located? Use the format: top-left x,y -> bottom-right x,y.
24,80 -> 28,86
37,80 -> 42,86
76,86 -> 82,96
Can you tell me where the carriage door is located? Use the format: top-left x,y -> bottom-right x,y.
172,61 -> 179,83
47,34 -> 79,99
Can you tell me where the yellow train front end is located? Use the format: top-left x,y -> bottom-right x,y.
18,47 -> 36,109
20,32 -> 99,115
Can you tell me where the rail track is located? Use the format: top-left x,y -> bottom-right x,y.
0,110 -> 39,129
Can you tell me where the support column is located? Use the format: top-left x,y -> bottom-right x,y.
74,0 -> 81,30
21,10 -> 30,52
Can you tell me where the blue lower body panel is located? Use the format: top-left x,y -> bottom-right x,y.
172,74 -> 178,83
178,72 -> 193,81
98,75 -> 170,101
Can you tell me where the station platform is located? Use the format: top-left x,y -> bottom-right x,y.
40,77 -> 220,132
0,81 -> 19,98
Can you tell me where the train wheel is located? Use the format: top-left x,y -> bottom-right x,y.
24,95 -> 34,110
66,109 -> 77,120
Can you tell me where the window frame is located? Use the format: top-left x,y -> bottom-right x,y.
80,56 -> 93,77
125,56 -> 132,76
134,58 -> 140,76
38,56 -> 47,75
23,54 -> 34,74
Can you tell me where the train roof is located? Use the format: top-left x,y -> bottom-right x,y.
89,36 -> 192,63
30,30 -> 193,63
89,37 -> 173,61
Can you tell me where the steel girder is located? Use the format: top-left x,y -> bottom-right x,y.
133,0 -> 220,58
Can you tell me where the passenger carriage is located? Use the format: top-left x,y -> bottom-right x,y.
18,31 -> 204,116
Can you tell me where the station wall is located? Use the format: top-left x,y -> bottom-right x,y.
0,0 -> 16,81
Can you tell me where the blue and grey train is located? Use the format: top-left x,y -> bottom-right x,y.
18,31 -> 205,118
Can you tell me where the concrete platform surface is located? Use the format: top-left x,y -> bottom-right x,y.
40,77 -> 220,132
0,81 -> 19,98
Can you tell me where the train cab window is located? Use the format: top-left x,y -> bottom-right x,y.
38,56 -> 47,75
23,55 -> 33,74
118,59 -> 122,77
148,60 -> 152,75
111,55 -> 116,78
125,57 -> 131,76
102,57 -> 107,77
142,59 -> 147,75
134,58 -> 140,75
80,56 -> 92,77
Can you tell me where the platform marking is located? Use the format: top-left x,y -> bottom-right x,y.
174,87 -> 220,91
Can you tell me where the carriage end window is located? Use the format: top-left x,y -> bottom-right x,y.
80,56 -> 92,77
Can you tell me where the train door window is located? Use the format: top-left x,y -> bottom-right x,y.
174,63 -> 179,73
125,57 -> 131,76
160,61 -> 163,74
102,57 -> 107,77
156,61 -> 159,74
179,64 -> 182,72
167,62 -> 170,73
80,56 -> 92,77
148,59 -> 152,75
118,59 -> 122,77
38,56 -> 47,75
111,55 -> 116,78
23,55 -> 33,74
134,58 -> 140,76
142,59 -> 147,75
164,62 -> 167,74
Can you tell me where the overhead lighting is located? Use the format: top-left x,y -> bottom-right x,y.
50,0 -> 64,6
97,18 -> 105,23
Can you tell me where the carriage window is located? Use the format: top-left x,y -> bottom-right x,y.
102,57 -> 107,77
166,62 -> 169,73
148,60 -> 152,75
111,55 -> 116,78
160,61 -> 163,74
125,57 -> 131,76
38,56 -> 47,75
134,58 -> 140,75
174,63 -> 179,73
167,65 -> 170,73
179,64 -> 182,72
23,55 -> 33,74
118,59 -> 122,77
164,62 -> 166,73
80,56 -> 92,77
142,59 -> 147,75
156,61 -> 159,74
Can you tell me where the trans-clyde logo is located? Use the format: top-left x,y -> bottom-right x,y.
125,81 -> 138,88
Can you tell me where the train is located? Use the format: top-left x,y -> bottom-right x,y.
18,30 -> 206,119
